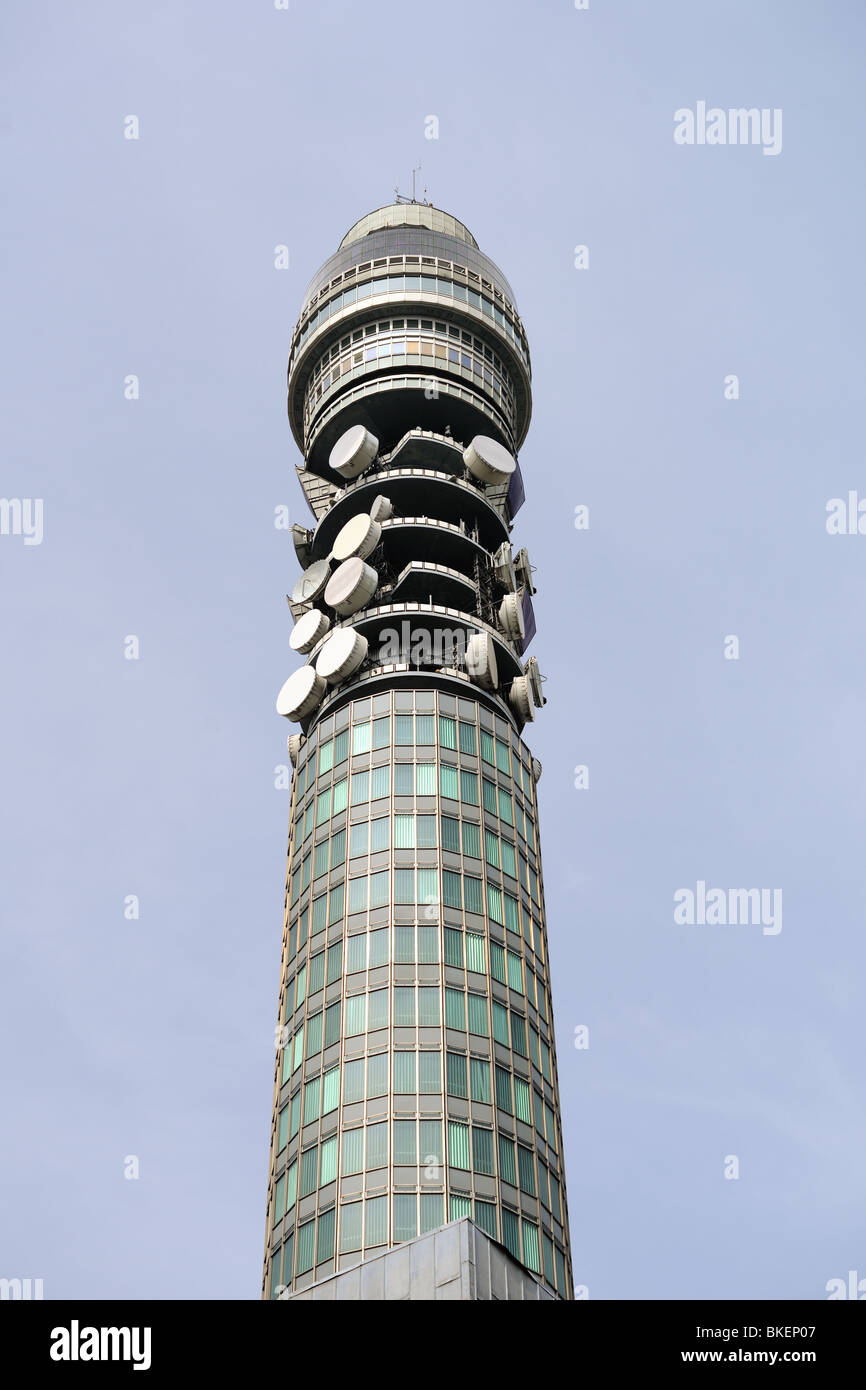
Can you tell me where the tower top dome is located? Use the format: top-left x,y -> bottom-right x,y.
339,203 -> 479,251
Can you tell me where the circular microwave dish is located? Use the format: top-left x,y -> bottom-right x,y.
291,559 -> 331,605
290,608 -> 331,654
329,425 -> 379,480
276,665 -> 326,721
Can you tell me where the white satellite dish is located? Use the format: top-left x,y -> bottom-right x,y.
466,631 -> 498,691
276,666 -> 326,721
498,592 -> 525,642
332,513 -> 382,563
324,557 -> 379,616
531,757 -> 543,785
290,608 -> 331,654
369,494 -> 394,523
291,559 -> 331,605
286,734 -> 303,766
508,675 -> 535,722
492,541 -> 515,588
329,424 -> 379,479
315,628 -> 369,685
525,656 -> 545,706
463,435 -> 517,485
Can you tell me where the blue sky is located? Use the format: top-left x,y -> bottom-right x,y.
1,0 -> 864,1299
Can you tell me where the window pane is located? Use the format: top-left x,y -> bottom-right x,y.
507,951 -> 523,992
438,716 -> 456,749
394,1051 -> 416,1093
492,1001 -> 509,1045
366,1121 -> 387,1169
370,815 -> 390,850
419,1119 -> 442,1164
472,1127 -> 494,1175
467,993 -> 488,1036
368,1053 -> 388,1097
395,925 -> 415,963
348,877 -> 368,914
523,1220 -> 540,1273
300,1147 -> 318,1197
352,721 -> 371,754
518,1144 -> 536,1195
459,770 -> 478,805
340,1202 -> 362,1252
394,1120 -> 417,1165
320,1135 -> 337,1186
371,765 -> 390,800
417,925 -> 438,962
465,933 -> 485,973
441,815 -> 460,852
445,988 -> 465,1030
443,928 -> 463,967
418,987 -> 439,1026
458,721 -> 476,754
464,876 -> 483,914
365,1194 -> 387,1248
370,870 -> 389,907
395,714 -> 413,745
417,867 -> 438,905
495,1065 -> 512,1113
416,763 -> 436,795
372,716 -> 390,748
317,1207 -> 335,1263
303,1075 -> 320,1124
369,987 -> 389,1030
446,1051 -> 467,1098
461,820 -> 481,857
498,1136 -> 517,1186
394,987 -> 415,1025
419,1052 -> 440,1092
369,927 -> 389,967
393,1193 -> 417,1243
448,1120 -> 470,1170
343,1060 -> 364,1105
420,1193 -> 444,1235
417,814 -> 437,848
345,995 -> 365,1035
416,714 -> 434,744
395,764 -> 413,796
470,1057 -> 490,1103
322,1065 -> 339,1114
514,1076 -> 531,1123
442,871 -> 461,909
394,813 -> 415,848
296,1219 -> 315,1274
394,868 -> 414,904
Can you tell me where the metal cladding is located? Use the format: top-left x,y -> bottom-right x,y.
266,205 -> 572,1306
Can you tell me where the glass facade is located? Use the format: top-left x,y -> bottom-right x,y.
265,689 -> 571,1299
